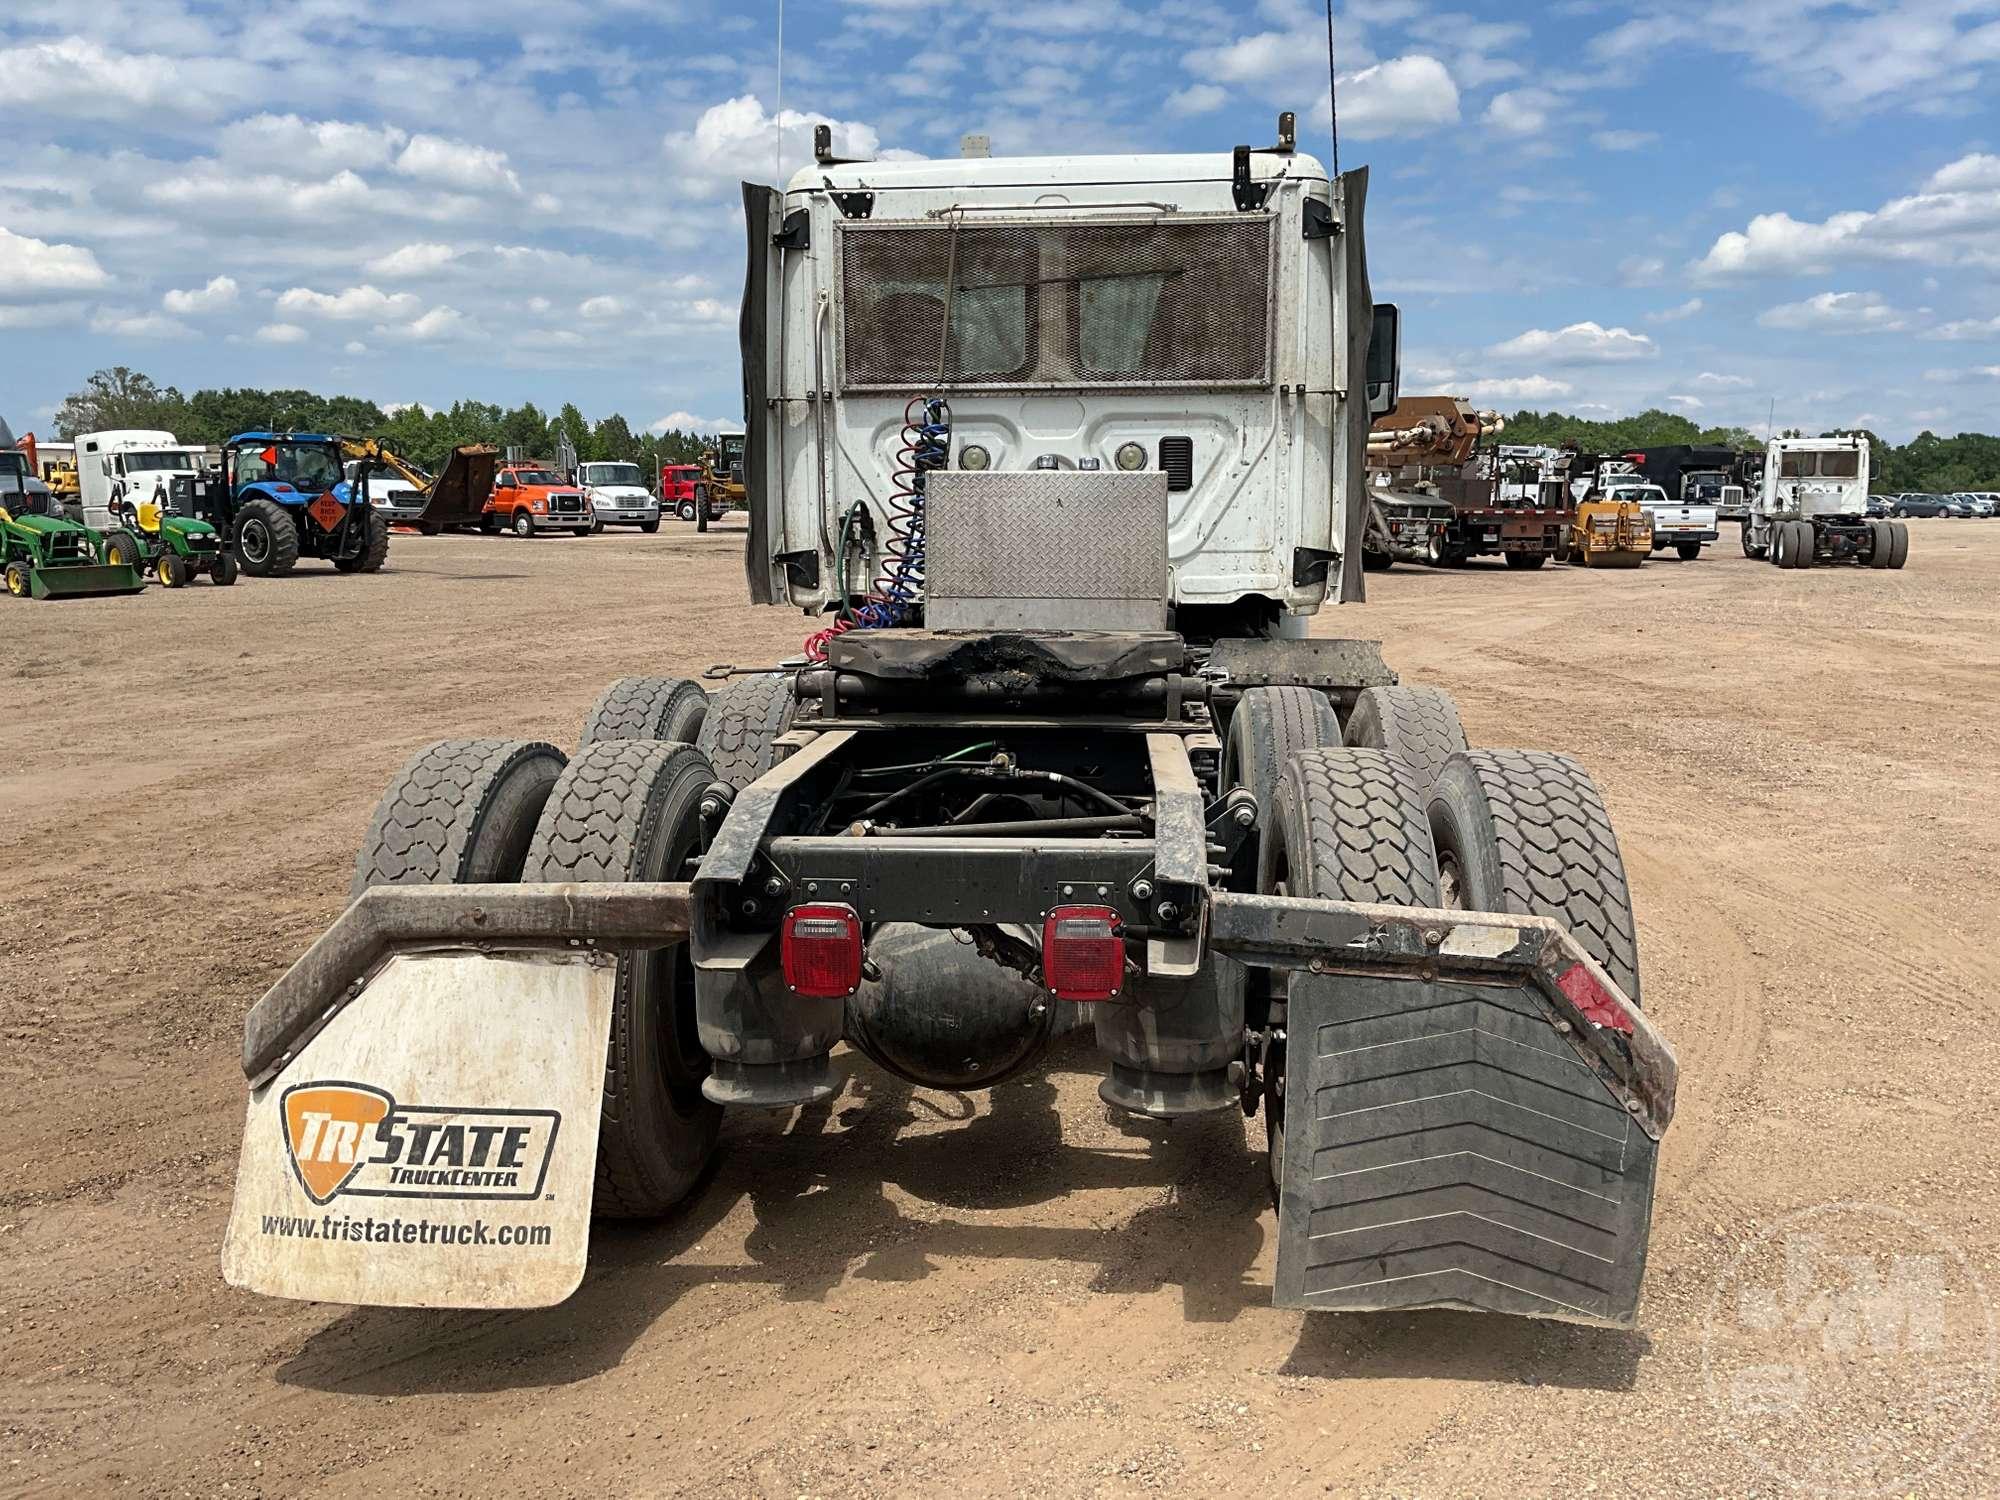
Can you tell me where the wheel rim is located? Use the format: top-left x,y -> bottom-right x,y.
7,569 -> 24,596
240,519 -> 270,565
157,557 -> 172,584
515,514 -> 531,536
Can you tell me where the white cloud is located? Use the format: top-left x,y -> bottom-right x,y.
1647,298 -> 1704,323
688,298 -> 735,323
91,309 -> 189,339
1593,130 -> 1658,152
1929,313 -> 2000,341
1757,290 -> 1909,334
650,411 -> 741,434
665,96 -> 899,196
367,243 -> 459,278
1695,371 -> 1753,388
162,275 -> 238,315
255,322 -> 308,344
344,340 -> 368,355
0,227 -> 110,295
1927,153 -> 2000,192
1165,83 -> 1227,116
1489,321 -> 1658,364
400,306 -> 469,341
394,135 -> 522,195
1483,88 -> 1553,137
579,295 -> 625,319
277,285 -> 421,321
0,37 -> 242,121
1618,255 -> 1667,287
216,115 -> 406,174
1338,56 -> 1461,139
1666,395 -> 1704,411
1456,375 -> 1576,401
1694,152 -> 2000,280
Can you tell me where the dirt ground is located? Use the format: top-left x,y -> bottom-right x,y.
4,519 -> 1997,1499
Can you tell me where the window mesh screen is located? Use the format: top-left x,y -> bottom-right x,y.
839,216 -> 1273,391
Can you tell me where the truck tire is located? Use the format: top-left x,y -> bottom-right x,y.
334,510 -> 390,573
1867,519 -> 1893,569
233,497 -> 299,577
1888,521 -> 1909,569
1264,747 -> 1440,1201
1504,550 -> 1546,570
677,500 -> 697,522
1342,685 -> 1469,794
512,509 -> 535,538
1223,686 -> 1342,893
1741,520 -> 1767,559
350,738 -> 568,900
694,673 -> 797,790
522,741 -> 722,1218
580,676 -> 709,747
1427,750 -> 1640,1003
1675,541 -> 1702,560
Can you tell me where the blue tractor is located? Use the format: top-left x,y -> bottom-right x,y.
211,432 -> 391,576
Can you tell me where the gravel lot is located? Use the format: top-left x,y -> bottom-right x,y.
4,518 -> 1996,1498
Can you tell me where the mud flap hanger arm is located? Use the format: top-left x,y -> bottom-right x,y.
1207,891 -> 1677,1140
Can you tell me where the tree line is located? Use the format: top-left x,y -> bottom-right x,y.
1498,407 -> 2000,494
49,367 -> 718,476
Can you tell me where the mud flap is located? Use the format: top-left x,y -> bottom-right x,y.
222,951 -> 614,1309
1273,970 -> 1659,1326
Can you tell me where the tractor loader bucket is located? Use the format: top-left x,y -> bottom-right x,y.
408,444 -> 498,534
224,879 -> 1672,1322
31,561 -> 145,598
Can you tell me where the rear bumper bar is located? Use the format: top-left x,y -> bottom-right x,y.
240,881 -> 1673,1139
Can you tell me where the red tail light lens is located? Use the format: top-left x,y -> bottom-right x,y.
1041,904 -> 1126,1001
782,903 -> 864,998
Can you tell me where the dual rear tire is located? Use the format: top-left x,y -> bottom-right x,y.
352,731 -> 724,1219
1259,729 -> 1641,1199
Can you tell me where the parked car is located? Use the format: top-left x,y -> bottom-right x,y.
1953,492 -> 1996,518
1939,495 -> 1969,517
1891,493 -> 1948,517
1866,494 -> 1893,518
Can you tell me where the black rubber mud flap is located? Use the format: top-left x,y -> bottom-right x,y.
1274,968 -> 1660,1326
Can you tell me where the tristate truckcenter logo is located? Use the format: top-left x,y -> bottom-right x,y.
279,1081 -> 561,1206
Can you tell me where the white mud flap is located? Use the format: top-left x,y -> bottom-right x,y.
222,952 -> 614,1310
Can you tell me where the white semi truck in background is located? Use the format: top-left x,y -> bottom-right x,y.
1745,434 -> 1905,570
74,430 -> 209,531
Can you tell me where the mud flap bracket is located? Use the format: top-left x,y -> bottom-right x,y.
1207,892 -> 1672,1327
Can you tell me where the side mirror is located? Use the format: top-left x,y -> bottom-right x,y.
1367,302 -> 1400,418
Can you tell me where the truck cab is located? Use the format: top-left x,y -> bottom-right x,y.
1596,466 -> 1717,559
1747,435 -> 1895,568
75,430 -> 207,531
739,134 -> 1391,633
484,462 -> 592,537
578,461 -> 661,532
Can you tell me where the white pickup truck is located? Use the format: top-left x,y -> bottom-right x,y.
1594,463 -> 1716,559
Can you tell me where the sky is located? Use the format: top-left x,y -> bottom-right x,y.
3,0 -> 2000,443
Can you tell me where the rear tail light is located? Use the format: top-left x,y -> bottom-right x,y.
1041,904 -> 1126,1001
782,903 -> 863,998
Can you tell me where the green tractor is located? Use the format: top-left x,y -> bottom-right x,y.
101,487 -> 238,589
1,460 -> 145,600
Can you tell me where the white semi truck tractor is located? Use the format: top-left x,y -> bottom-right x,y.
1745,433 -> 1906,569
223,115 -> 1678,1330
